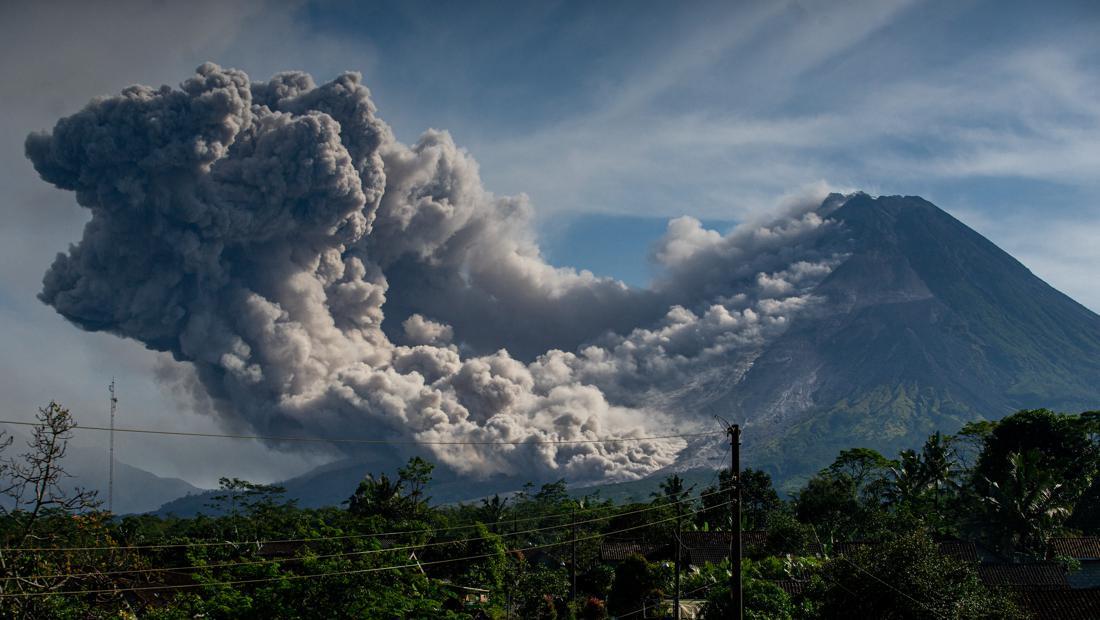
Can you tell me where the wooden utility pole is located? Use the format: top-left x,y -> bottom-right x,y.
506,514 -> 515,619
108,379 -> 117,514
570,506 -> 577,605
728,423 -> 743,620
674,508 -> 682,620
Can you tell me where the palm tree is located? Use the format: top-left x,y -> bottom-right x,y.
980,449 -> 1075,557
887,433 -> 959,513
654,474 -> 694,516
887,449 -> 926,507
920,432 -> 959,510
347,472 -> 409,520
479,494 -> 509,532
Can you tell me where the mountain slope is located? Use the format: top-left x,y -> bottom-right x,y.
729,194 -> 1100,481
0,442 -> 202,515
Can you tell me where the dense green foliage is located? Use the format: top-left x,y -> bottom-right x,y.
1,405 -> 1096,617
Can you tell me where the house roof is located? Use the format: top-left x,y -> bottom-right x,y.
680,531 -> 732,566
678,531 -> 768,549
1048,537 -> 1100,560
1015,589 -> 1100,620
977,562 -> 1068,590
773,579 -> 810,596
599,541 -> 666,562
936,540 -> 980,564
826,539 -> 980,563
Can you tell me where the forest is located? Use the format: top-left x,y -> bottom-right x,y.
1,403 -> 1098,619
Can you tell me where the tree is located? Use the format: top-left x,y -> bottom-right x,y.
608,554 -> 661,617
974,409 -> 1098,500
347,456 -> 436,521
1068,476 -> 1100,534
653,474 -> 695,525
702,576 -> 794,620
398,456 -> 435,510
654,474 -> 693,508
347,471 -> 409,520
885,432 -> 961,530
741,469 -> 782,530
794,474 -> 858,542
701,468 -> 779,530
979,449 -> 1075,557
207,477 -> 292,516
0,402 -> 105,617
0,402 -> 99,537
827,448 -> 894,498
455,523 -> 507,593
479,494 -> 509,532
887,449 -> 926,507
516,563 -> 569,619
815,529 -> 1021,619
970,410 -> 1098,555
919,432 -> 959,510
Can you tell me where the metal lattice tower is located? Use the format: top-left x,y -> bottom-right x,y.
108,378 -> 117,514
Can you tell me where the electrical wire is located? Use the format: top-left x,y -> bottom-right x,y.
0,503 -> 730,598
814,529 -> 948,620
0,419 -> 720,446
2,489 -> 731,581
0,486 -> 730,554
616,580 -> 716,618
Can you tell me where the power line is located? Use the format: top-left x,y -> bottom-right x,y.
614,521 -> 876,619
0,486 -> 731,553
828,545 -> 948,619
0,418 -> 719,446
0,503 -> 729,598
2,490 -> 732,581
617,581 -> 716,618
809,528 -> 947,620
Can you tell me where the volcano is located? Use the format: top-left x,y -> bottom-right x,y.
693,193 -> 1100,481
155,192 -> 1100,512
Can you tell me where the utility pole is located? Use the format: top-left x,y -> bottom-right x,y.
728,423 -> 742,620
674,505 -> 682,620
570,505 -> 577,605
108,379 -> 117,514
506,514 -> 516,620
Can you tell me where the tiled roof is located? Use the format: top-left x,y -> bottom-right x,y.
599,541 -> 667,562
743,530 -> 769,549
825,539 -> 980,563
1048,537 -> 1100,560
680,531 -> 731,565
1015,589 -> 1100,620
679,531 -> 733,548
830,541 -> 872,556
678,531 -> 768,549
772,579 -> 809,596
977,562 -> 1068,590
936,540 -> 980,563
680,531 -> 767,566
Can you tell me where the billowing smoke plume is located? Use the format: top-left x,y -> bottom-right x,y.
26,64 -> 843,481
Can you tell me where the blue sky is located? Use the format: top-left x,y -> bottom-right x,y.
287,0 -> 1100,293
1,0 -> 1098,485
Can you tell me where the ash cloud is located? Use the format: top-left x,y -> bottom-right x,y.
26,64 -> 845,481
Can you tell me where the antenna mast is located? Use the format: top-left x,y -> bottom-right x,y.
108,379 -> 117,513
